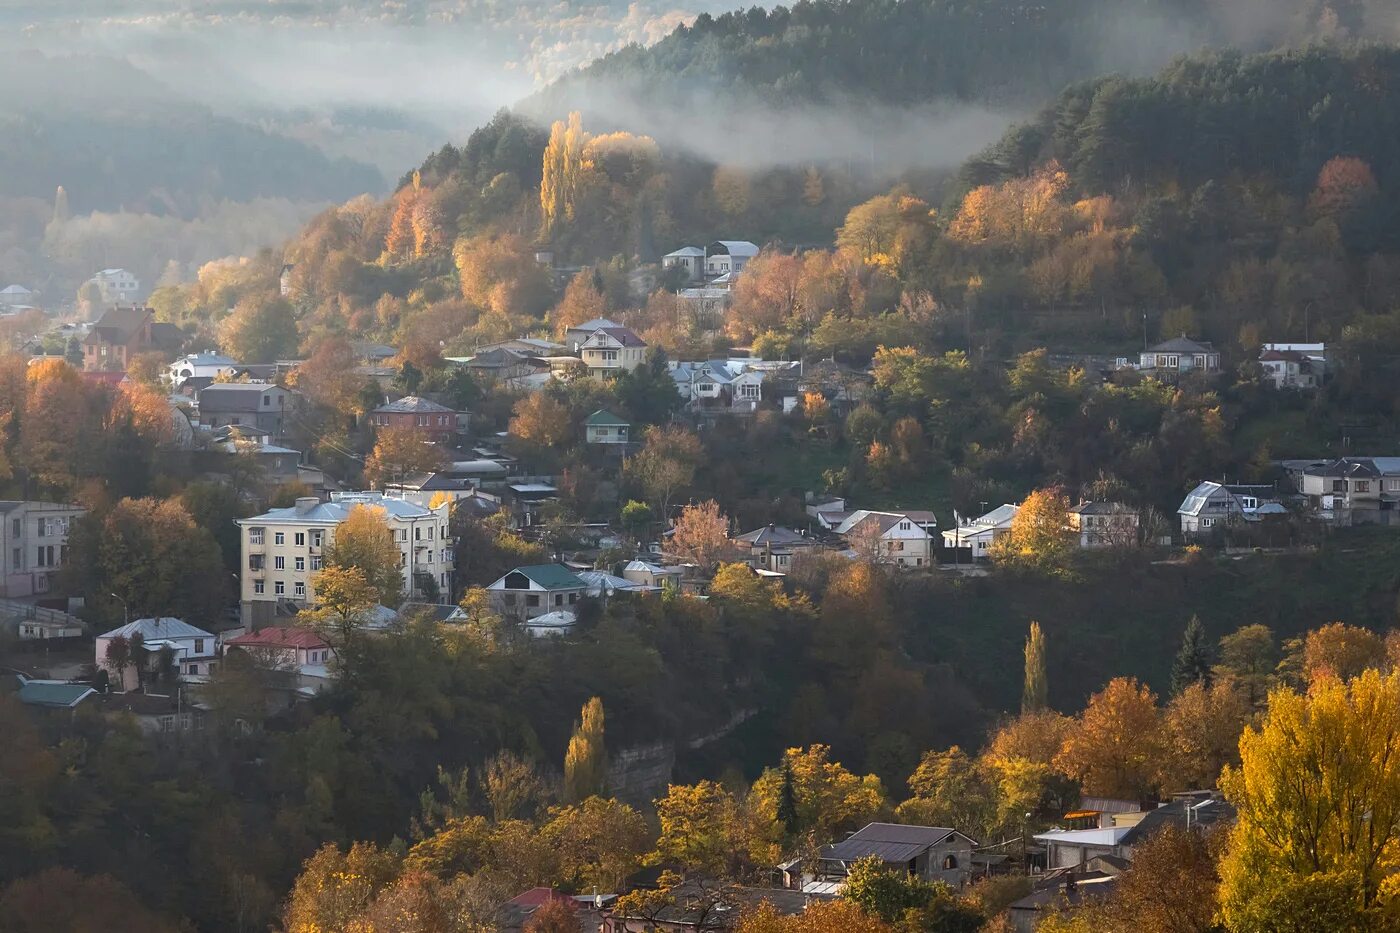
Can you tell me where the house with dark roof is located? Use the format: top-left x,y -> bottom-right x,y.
82,306 -> 180,372
564,317 -> 622,354
1286,456 -> 1400,527
1034,795 -> 1232,870
13,676 -> 97,710
585,409 -> 631,445
1177,482 -> 1279,539
485,564 -> 588,621
807,822 -> 977,890
1068,501 -> 1140,548
580,326 -> 647,378
197,382 -> 301,440
1258,348 -> 1319,389
1138,336 -> 1220,376
370,395 -> 464,445
732,524 -> 822,573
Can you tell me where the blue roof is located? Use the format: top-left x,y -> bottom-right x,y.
16,679 -> 97,708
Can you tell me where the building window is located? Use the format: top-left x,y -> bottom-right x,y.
262,395 -> 270,407
188,663 -> 199,676
274,556 -> 285,570
942,855 -> 958,870
249,528 -> 264,545
311,556 -> 322,570
254,581 -> 265,594
275,581 -> 285,595
526,594 -> 540,607
295,532 -> 305,546
503,593 -> 516,606
11,548 -> 19,569
274,532 -> 285,545
295,582 -> 306,597
295,557 -> 305,571
1355,481 -> 1371,493
10,519 -> 18,537
249,555 -> 263,570
194,639 -> 205,654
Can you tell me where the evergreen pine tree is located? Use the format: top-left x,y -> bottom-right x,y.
1022,620 -> 1048,712
1171,615 -> 1213,694
776,761 -> 800,836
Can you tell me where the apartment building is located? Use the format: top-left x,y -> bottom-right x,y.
0,500 -> 86,597
236,492 -> 452,627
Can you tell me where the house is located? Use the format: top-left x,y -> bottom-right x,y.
1067,501 -> 1139,548
370,396 -> 463,446
808,822 -> 976,890
103,690 -> 206,736
213,429 -> 302,486
499,887 -> 607,931
1258,347 -> 1320,389
13,677 -> 97,710
95,617 -> 218,692
798,359 -> 872,411
1035,796 -> 1231,870
733,524 -> 821,573
224,626 -> 336,696
0,284 -> 36,308
677,287 -> 730,322
169,351 -> 239,387
705,241 -> 760,278
0,500 -> 85,597
580,326 -> 647,378
382,472 -> 480,506
506,482 -> 559,528
564,317 -> 623,354
623,560 -> 685,589
88,268 -> 140,305
805,495 -> 847,522
1007,872 -> 1118,932
1177,482 -> 1278,539
82,305 -> 179,371
1286,457 -> 1400,527
236,492 -> 453,627
485,564 -> 588,621
351,341 -> 398,365
662,246 -> 707,283
942,504 -> 1020,559
577,570 -> 653,597
197,382 -> 301,439
834,510 -> 937,567
585,409 -> 631,445
454,348 -> 551,388
18,617 -> 84,640
1138,336 -> 1220,376
603,883 -> 809,932
474,337 -> 566,356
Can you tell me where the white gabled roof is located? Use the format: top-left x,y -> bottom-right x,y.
98,617 -> 214,641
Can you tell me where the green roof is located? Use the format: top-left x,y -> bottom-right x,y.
585,409 -> 629,426
17,681 -> 96,708
513,564 -> 588,590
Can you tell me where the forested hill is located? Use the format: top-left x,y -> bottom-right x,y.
0,52 -> 384,215
521,0 -> 1400,124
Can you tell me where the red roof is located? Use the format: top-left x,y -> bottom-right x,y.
226,626 -> 329,650
506,887 -> 575,909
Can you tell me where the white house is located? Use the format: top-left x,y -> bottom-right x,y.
1286,457 -> 1400,527
941,504 -> 1020,559
705,241 -> 760,278
579,326 -> 647,378
1258,345 -> 1322,389
1067,501 -> 1140,548
564,317 -> 622,354
622,559 -> 685,589
834,510 -> 938,567
662,246 -> 706,283
168,350 -> 239,387
485,564 -> 589,621
733,524 -> 822,573
96,617 -> 218,692
235,492 -> 453,627
0,500 -> 86,597
1139,336 -> 1220,375
88,268 -> 140,305
585,409 -> 631,444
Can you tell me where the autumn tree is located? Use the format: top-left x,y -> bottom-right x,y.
283,842 -> 399,933
982,708 -> 1077,823
563,696 -> 607,802
540,796 -> 649,891
453,233 -> 552,317
727,251 -> 803,342
364,425 -> 448,488
746,745 -> 885,863
653,781 -> 744,876
302,565 -> 381,647
668,500 -> 732,570
322,504 -> 405,607
290,336 -> 365,417
843,855 -> 983,929
483,750 -> 546,823
218,293 -> 299,363
1309,155 -> 1379,219
738,898 -> 894,933
509,391 -> 574,459
524,899 -> 578,933
895,747 -> 997,839
1216,624 -> 1277,709
550,269 -> 607,336
1023,621 -> 1048,712
1164,679 -> 1251,790
1301,621 -> 1385,684
989,488 -> 1075,576
1219,669 -> 1400,925
0,868 -> 186,933
625,424 -> 703,517
1058,826 -> 1220,933
1055,677 -> 1167,800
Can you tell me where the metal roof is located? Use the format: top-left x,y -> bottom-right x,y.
373,395 -> 455,414
240,491 -> 435,525
98,617 -> 215,641
504,564 -> 587,590
1146,336 -> 1214,354
16,679 -> 97,708
821,822 -> 965,864
585,409 -> 630,426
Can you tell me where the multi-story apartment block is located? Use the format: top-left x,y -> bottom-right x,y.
0,501 -> 86,597
236,492 -> 452,627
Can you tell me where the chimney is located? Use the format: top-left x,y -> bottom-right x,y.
294,497 -> 319,515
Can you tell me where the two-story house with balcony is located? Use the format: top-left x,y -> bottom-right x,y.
0,500 -> 86,597
369,396 -> 463,446
579,326 -> 647,378
1289,457 -> 1400,527
95,617 -> 218,692
236,492 -> 453,627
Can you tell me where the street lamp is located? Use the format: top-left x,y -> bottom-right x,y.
109,592 -> 129,626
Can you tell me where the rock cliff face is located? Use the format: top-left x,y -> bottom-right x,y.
607,741 -> 675,808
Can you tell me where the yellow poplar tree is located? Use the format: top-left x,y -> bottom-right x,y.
563,696 -> 607,802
